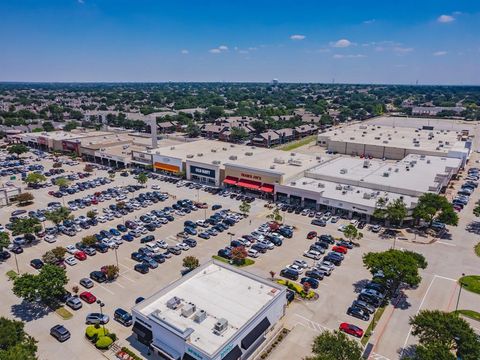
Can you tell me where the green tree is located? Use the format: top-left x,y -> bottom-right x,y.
374,198 -> 408,226
13,264 -> 68,305
230,127 -> 249,141
51,246 -> 66,260
0,317 -> 37,360
305,330 -> 362,360
363,249 -> 427,299
137,172 -> 148,186
182,256 -> 200,270
7,144 -> 29,155
250,120 -> 267,134
342,224 -> 363,243
0,232 -> 10,251
267,207 -> 283,223
239,200 -> 251,217
45,206 -> 72,225
41,251 -> 58,265
86,210 -> 97,220
186,122 -> 201,137
103,265 -> 119,281
373,197 -> 388,220
10,218 -> 41,236
474,202 -> 480,217
81,235 -> 97,247
413,193 -> 458,226
42,121 -> 54,132
14,192 -> 35,206
54,177 -> 70,189
63,121 -> 78,132
205,105 -> 224,120
405,343 -> 455,360
24,172 -> 46,186
409,310 -> 480,360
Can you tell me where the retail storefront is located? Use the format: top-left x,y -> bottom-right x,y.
152,154 -> 183,175
222,164 -> 281,198
186,161 -> 218,186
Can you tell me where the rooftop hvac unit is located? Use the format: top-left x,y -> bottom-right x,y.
374,137 -> 381,140
194,310 -> 207,323
181,303 -> 196,317
166,296 -> 181,310
316,156 -> 322,160
222,147 -> 228,151
274,158 -> 286,164
229,155 -> 237,160
212,160 -> 221,165
170,146 -> 175,150
363,161 -> 370,168
394,168 -> 399,172
245,152 -> 253,156
336,184 -> 343,190
340,168 -> 347,174
383,141 -> 389,144
270,165 -> 275,169
317,183 -> 325,188
214,318 -> 228,335
350,137 -> 355,140
383,172 -> 390,177
426,160 -> 431,164
363,193 -> 371,199
342,190 -> 347,195
187,154 -> 194,158
211,149 -> 217,152
414,143 -> 420,147
290,181 -> 296,186
197,153 -> 203,157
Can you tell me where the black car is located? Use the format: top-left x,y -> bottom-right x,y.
131,252 -> 144,262
134,263 -> 149,274
305,269 -> 325,280
140,235 -> 155,244
50,324 -> 71,342
151,254 -> 166,264
90,270 -> 107,283
358,293 -> 382,307
184,238 -> 197,247
212,204 -> 222,210
280,268 -> 299,281
217,248 -> 232,260
319,234 -> 335,244
251,243 -> 268,253
347,306 -> 370,321
352,299 -> 376,314
0,250 -> 11,261
114,308 -> 133,326
323,254 -> 342,266
30,258 -> 44,269
94,243 -> 109,253
10,246 -> 23,254
286,289 -> 295,303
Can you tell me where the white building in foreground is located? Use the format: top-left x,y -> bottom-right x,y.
131,261 -> 286,360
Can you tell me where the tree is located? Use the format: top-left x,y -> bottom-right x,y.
0,317 -> 37,360
24,172 -> 46,186
137,172 -> 148,186
230,127 -> 249,141
84,164 -> 94,173
52,162 -> 62,168
231,246 -> 248,265
239,200 -> 251,217
0,232 -> 10,251
269,270 -> 276,280
409,310 -> 480,360
305,330 -> 362,360
63,121 -> 78,132
103,265 -> 119,281
386,198 -> 408,226
13,264 -> 68,304
250,120 -> 267,134
413,193 -> 458,226
343,225 -> 363,243
54,177 -> 70,189
86,210 -> 97,220
41,251 -> 58,265
186,122 -> 201,137
373,197 -> 388,220
182,256 -> 200,270
405,343 -> 455,360
51,246 -> 66,260
363,249 -> 427,299
45,207 -> 72,225
10,218 -> 41,236
7,144 -> 29,155
267,207 -> 283,223
116,201 -> 126,209
14,192 -> 34,206
42,121 -> 54,132
474,202 -> 480,217
81,235 -> 97,247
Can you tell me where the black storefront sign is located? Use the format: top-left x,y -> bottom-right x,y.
190,165 -> 215,178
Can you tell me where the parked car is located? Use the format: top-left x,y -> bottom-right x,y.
339,322 -> 364,338
347,306 -> 370,321
134,263 -> 149,274
85,313 -> 110,325
280,268 -> 299,281
90,271 -> 107,283
114,308 -> 133,326
66,296 -> 83,310
30,258 -> 44,269
80,278 -> 94,289
50,324 -> 71,342
79,291 -> 97,304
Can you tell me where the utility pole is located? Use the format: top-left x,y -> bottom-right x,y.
455,273 -> 466,311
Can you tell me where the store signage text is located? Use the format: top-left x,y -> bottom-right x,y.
191,166 -> 215,178
241,173 -> 262,181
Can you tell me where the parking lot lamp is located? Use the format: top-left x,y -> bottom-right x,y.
227,232 -> 235,242
96,300 -> 106,334
13,252 -> 20,274
114,247 -> 119,269
455,273 -> 466,311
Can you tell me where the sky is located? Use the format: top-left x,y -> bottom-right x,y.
0,0 -> 479,84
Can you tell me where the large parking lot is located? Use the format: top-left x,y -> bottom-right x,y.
0,149 -> 479,360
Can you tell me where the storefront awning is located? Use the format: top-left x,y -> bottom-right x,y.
223,176 -> 239,185
259,183 -> 275,193
237,178 -> 261,190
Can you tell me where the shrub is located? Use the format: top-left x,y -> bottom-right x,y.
107,333 -> 117,342
95,335 -> 113,349
85,325 -> 109,340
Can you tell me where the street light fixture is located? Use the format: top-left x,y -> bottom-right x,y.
96,299 -> 106,334
455,273 -> 466,312
114,247 -> 119,269
13,252 -> 20,274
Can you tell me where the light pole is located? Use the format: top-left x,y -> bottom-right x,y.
114,247 -> 119,269
228,232 -> 235,242
455,273 -> 466,312
96,300 -> 106,334
13,252 -> 20,274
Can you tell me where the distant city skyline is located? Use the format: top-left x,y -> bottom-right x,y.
1,0 -> 479,84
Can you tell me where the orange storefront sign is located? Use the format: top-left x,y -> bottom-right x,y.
154,162 -> 180,173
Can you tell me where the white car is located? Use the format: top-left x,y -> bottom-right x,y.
69,205 -> 78,211
146,243 -> 160,253
247,249 -> 259,258
178,243 -> 190,251
292,259 -> 309,269
337,224 -> 347,232
102,239 -> 118,249
151,184 -> 160,190
350,219 -> 359,226
196,220 -> 208,227
44,235 -> 57,243
330,216 -> 340,223
286,264 -> 304,274
65,256 -> 77,266
155,240 -> 168,249
115,195 -> 127,201
97,216 -> 107,223
66,245 -> 77,254
303,250 -> 322,260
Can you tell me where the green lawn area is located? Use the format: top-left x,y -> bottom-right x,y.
212,255 -> 255,267
277,135 -> 316,151
276,279 -> 316,299
361,306 -> 387,346
55,306 -> 73,320
475,243 -> 480,258
6,270 -> 17,281
459,275 -> 480,295
453,309 -> 480,322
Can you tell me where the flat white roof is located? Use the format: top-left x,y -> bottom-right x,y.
364,116 -> 476,132
135,262 -> 282,355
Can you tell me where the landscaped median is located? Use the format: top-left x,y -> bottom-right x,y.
453,309 -> 480,322
275,279 -> 317,300
55,306 -> 73,320
459,275 -> 480,295
85,325 -> 116,350
211,255 -> 255,267
361,306 -> 387,346
475,243 -> 480,258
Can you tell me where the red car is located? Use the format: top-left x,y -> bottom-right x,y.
74,251 -> 87,261
332,245 -> 348,254
48,191 -> 55,196
91,198 -> 98,205
307,231 -> 317,240
339,322 -> 363,338
79,291 -> 96,304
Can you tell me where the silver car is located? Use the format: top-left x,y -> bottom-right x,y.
85,313 -> 110,325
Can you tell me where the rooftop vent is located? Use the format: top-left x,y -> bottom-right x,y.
181,303 -> 196,317
340,168 -> 348,174
383,172 -> 390,177
290,153 -> 296,156
229,155 -> 237,160
245,152 -> 253,156
170,146 -> 175,150
166,296 -> 181,310
186,154 -> 194,158
222,147 -> 228,151
211,149 -> 217,152
197,153 -> 203,157
212,160 -> 221,165
214,318 -> 228,335
270,165 -> 275,169
194,310 -> 207,323
317,183 -> 325,188
336,184 -> 343,190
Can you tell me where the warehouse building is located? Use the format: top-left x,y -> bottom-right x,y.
275,154 -> 462,220
131,260 -> 286,360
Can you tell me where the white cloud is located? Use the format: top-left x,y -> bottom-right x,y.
363,19 -> 375,24
333,54 -> 366,59
393,46 -> 414,55
180,49 -> 189,54
290,34 -> 306,41
433,50 -> 447,56
77,0 -> 85,3
437,14 -> 455,23
209,48 -> 222,54
331,39 -> 352,48
209,45 -> 229,54
453,11 -> 462,15
218,45 -> 228,51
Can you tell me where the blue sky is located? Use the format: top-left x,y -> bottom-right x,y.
1,0 -> 479,84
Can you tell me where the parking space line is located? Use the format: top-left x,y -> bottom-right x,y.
119,273 -> 135,283
98,283 -> 115,295
437,241 -> 456,247
115,282 -> 125,289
